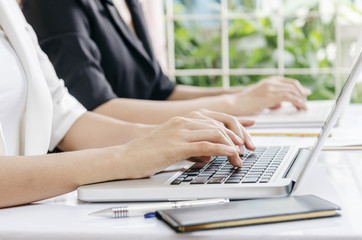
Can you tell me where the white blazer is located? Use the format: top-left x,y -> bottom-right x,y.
0,0 -> 86,155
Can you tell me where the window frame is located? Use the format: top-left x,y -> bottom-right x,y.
165,0 -> 362,97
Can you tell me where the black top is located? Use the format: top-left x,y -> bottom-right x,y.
22,0 -> 175,110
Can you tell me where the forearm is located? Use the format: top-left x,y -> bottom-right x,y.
167,85 -> 247,100
93,96 -> 241,124
0,108 -> 254,208
57,112 -> 155,151
0,147 -> 126,208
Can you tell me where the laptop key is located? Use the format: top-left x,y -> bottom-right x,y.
171,180 -> 182,185
227,176 -> 243,181
207,177 -> 226,184
190,177 -> 210,184
242,178 -> 259,183
224,179 -> 241,184
182,177 -> 194,182
251,167 -> 267,171
184,171 -> 200,176
213,172 -> 229,177
270,162 -> 280,166
245,174 -> 262,179
200,170 -> 216,175
230,173 -> 245,178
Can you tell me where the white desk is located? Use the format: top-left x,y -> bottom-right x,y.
1,105 -> 362,240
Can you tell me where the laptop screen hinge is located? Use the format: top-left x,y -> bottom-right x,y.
284,148 -> 312,182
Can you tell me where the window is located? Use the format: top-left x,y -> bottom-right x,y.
165,0 -> 362,101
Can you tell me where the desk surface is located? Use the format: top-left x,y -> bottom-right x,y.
1,105 -> 362,240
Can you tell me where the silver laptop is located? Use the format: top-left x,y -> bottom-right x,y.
243,100 -> 335,128
78,52 -> 362,202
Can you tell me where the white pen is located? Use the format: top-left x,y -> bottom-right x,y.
89,198 -> 229,218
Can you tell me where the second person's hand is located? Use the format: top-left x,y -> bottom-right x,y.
225,76 -> 311,116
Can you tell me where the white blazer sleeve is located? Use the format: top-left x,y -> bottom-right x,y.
26,25 -> 87,151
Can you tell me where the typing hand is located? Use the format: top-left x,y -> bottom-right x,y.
120,110 -> 255,179
229,76 -> 311,115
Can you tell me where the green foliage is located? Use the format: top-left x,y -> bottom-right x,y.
176,75 -> 222,87
228,17 -> 276,69
174,20 -> 222,70
171,0 -> 362,102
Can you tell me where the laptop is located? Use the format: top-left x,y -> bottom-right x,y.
242,100 -> 335,128
78,52 -> 362,202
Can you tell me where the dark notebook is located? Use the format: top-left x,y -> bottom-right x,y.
156,195 -> 340,232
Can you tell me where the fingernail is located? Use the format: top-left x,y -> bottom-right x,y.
246,134 -> 254,146
236,146 -> 244,158
239,146 -> 244,154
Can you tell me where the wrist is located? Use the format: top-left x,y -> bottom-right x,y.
215,94 -> 240,115
128,123 -> 157,140
73,147 -> 126,186
103,145 -> 137,180
120,138 -> 161,179
222,93 -> 255,116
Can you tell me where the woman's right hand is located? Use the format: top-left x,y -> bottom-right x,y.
118,109 -> 255,179
226,76 -> 311,116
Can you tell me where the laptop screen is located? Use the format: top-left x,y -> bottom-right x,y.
293,51 -> 362,193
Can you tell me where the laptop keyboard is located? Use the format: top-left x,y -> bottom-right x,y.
171,146 -> 290,185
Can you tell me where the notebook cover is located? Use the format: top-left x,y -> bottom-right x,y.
156,195 -> 340,232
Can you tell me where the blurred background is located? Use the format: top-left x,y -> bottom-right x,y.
146,0 -> 362,102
